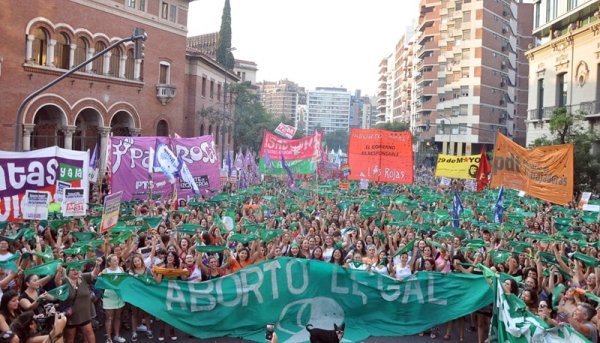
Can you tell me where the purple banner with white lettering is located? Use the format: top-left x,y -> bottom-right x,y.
0,146 -> 89,222
110,136 -> 220,201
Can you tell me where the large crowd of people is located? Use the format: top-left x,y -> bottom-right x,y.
0,166 -> 598,343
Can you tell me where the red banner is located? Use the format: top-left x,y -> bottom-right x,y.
347,129 -> 413,184
260,130 -> 322,160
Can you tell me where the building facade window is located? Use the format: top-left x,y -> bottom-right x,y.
93,42 -> 106,74
161,2 -> 169,19
125,49 -> 135,79
54,33 -> 70,69
537,78 -> 544,118
201,76 -> 206,97
74,37 -> 87,66
127,0 -> 146,11
159,62 -> 170,84
217,83 -> 222,101
210,80 -> 214,98
31,28 -> 48,65
109,47 -> 121,76
534,2 -> 540,28
161,2 -> 177,22
556,73 -> 567,107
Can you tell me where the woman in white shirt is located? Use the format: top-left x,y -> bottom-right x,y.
390,253 -> 412,280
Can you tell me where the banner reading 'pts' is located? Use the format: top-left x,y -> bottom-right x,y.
491,132 -> 573,205
348,129 -> 413,184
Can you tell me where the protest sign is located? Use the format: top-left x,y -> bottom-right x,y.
54,181 -> 70,203
578,192 -> 592,209
274,122 -> 297,139
97,258 -> 492,342
491,132 -> 574,205
434,154 -> 481,179
62,188 -> 86,217
0,146 -> 89,222
100,191 -> 123,233
347,129 -> 413,184
110,136 -> 220,201
259,130 -> 322,175
22,191 -> 51,220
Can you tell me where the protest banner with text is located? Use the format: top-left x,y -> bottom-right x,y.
434,154 -> 481,180
0,146 -> 89,222
347,129 -> 413,184
62,188 -> 86,217
100,191 -> 122,233
491,132 -> 574,205
258,130 -> 322,175
97,258 -> 492,342
274,122 -> 297,139
110,136 -> 220,201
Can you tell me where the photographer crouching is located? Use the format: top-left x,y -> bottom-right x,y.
9,306 -> 67,343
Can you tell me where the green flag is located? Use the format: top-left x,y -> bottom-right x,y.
70,231 -> 98,241
0,252 -> 21,272
47,284 -> 70,301
24,259 -> 62,276
395,238 -> 417,256
63,258 -> 96,271
194,245 -> 227,253
228,233 -> 259,244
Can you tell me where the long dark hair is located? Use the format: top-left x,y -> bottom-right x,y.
10,310 -> 35,343
165,251 -> 180,268
329,248 -> 345,266
0,290 -> 19,320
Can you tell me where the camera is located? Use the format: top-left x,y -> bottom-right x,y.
35,304 -> 59,333
265,323 -> 274,341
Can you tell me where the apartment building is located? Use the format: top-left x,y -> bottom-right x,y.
409,0 -> 533,155
393,33 -> 415,124
0,0 -> 191,171
306,87 -> 351,134
376,54 -> 394,124
525,0 -> 600,147
258,80 -> 305,124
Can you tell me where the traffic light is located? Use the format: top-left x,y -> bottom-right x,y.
133,28 -> 147,60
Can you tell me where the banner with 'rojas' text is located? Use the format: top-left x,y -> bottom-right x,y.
348,129 -> 413,184
491,132 -> 574,205
0,146 -> 89,222
435,154 -> 481,180
97,258 -> 493,342
110,136 -> 220,201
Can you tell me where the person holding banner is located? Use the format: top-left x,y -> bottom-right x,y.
54,258 -> 103,343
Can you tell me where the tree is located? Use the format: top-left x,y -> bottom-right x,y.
374,121 -> 410,132
231,83 -> 274,153
216,0 -> 234,69
531,107 -> 600,193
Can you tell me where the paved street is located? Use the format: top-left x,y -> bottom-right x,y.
94,323 -> 479,342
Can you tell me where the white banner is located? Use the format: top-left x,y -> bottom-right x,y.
62,188 -> 86,217
22,190 -> 51,220
274,122 -> 297,139
154,142 -> 179,184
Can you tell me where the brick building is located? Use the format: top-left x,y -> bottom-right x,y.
0,0 -> 192,171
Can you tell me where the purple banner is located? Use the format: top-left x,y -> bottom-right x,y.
110,136 -> 220,201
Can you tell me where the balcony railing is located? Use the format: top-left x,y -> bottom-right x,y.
156,84 -> 177,105
528,101 -> 600,120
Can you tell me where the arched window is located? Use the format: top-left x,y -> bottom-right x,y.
109,46 -> 121,77
54,33 -> 70,69
199,124 -> 205,136
93,41 -> 106,74
74,37 -> 88,66
125,49 -> 135,79
31,28 -> 48,65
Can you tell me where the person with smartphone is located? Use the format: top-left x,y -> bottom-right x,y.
265,323 -> 277,343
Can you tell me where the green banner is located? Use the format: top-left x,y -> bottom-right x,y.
258,158 -> 315,175
97,258 -> 493,342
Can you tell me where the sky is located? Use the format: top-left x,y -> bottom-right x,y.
187,0 -> 420,97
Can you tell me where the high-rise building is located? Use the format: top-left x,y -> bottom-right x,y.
393,32 -> 415,124
525,0 -> 600,149
412,0 -> 441,149
411,0 -> 533,155
306,87 -> 351,134
376,55 -> 394,124
258,80 -> 305,124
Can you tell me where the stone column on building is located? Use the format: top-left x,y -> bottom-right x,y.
46,40 -> 56,67
119,55 -> 127,78
134,59 -> 142,80
98,127 -> 111,176
130,128 -> 141,137
103,52 -> 111,76
22,124 -> 36,151
25,35 -> 35,62
86,48 -> 95,72
69,44 -> 77,69
63,125 -> 77,150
